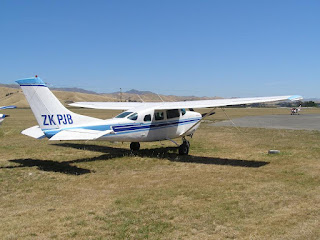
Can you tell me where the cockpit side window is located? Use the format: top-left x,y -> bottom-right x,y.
154,111 -> 164,121
181,109 -> 186,115
128,113 -> 138,121
167,109 -> 180,119
144,114 -> 151,122
115,111 -> 133,118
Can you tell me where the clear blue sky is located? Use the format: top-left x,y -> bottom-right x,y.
0,0 -> 319,97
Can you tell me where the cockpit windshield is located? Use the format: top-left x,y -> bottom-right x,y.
115,111 -> 133,118
128,113 -> 138,120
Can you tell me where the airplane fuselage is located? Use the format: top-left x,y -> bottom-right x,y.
42,109 -> 202,142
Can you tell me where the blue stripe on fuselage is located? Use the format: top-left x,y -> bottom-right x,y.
112,118 -> 199,133
43,117 -> 201,138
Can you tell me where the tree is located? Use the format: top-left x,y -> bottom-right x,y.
301,101 -> 318,107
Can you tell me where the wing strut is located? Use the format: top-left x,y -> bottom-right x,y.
166,138 -> 179,146
182,108 -> 216,137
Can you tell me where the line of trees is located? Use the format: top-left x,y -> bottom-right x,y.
228,101 -> 320,108
278,101 -> 318,108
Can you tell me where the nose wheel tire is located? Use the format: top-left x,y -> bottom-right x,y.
179,140 -> 190,155
130,142 -> 140,151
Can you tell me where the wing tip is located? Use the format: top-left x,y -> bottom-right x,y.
288,95 -> 303,101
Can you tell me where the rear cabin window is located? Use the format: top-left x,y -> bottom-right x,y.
128,113 -> 138,120
144,114 -> 151,122
167,109 -> 180,119
154,111 -> 164,121
115,112 -> 133,118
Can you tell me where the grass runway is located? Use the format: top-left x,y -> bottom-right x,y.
1,107 -> 320,239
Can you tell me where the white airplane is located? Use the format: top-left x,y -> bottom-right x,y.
291,104 -> 301,115
16,76 -> 302,155
0,105 -> 17,125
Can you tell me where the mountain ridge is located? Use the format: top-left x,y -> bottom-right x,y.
1,83 -> 312,108
0,84 -> 221,108
0,83 -> 213,98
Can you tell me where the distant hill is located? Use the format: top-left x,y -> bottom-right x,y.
0,86 -> 116,108
51,87 -> 97,95
109,89 -> 213,101
0,83 -> 19,89
0,83 -> 98,95
123,89 -> 154,95
1,84 -> 310,109
0,83 -> 220,101
0,84 -> 221,108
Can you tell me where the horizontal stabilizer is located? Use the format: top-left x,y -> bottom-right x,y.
49,128 -> 114,141
21,126 -> 45,139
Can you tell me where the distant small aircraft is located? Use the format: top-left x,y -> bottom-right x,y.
16,76 -> 302,155
0,105 -> 17,125
291,104 -> 301,115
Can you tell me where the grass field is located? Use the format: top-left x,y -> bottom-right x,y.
1,107 -> 320,239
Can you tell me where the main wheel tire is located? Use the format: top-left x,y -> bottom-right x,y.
179,143 -> 189,155
130,142 -> 140,151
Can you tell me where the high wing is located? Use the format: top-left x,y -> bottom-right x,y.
0,105 -> 17,110
69,95 -> 303,110
69,101 -> 152,110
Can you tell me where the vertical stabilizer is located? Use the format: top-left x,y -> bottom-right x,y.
16,77 -> 104,130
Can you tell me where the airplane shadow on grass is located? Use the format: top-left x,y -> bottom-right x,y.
3,143 -> 269,175
3,159 -> 91,175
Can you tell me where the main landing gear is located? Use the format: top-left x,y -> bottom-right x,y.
179,138 -> 190,155
130,142 -> 140,151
